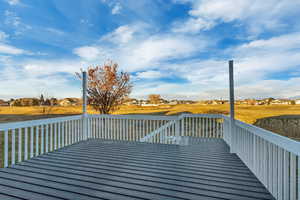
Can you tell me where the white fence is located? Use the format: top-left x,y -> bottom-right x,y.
0,113 -> 300,200
0,114 -> 224,167
224,116 -> 300,200
0,115 -> 84,168
87,114 -> 177,142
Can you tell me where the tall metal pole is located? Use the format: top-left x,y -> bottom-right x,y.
82,71 -> 88,139
229,60 -> 235,153
82,71 -> 87,115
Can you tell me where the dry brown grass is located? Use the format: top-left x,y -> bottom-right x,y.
1,104 -> 300,167
1,104 -> 300,124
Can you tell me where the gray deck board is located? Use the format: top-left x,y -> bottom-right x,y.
0,139 -> 275,200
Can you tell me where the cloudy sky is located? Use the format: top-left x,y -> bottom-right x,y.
1,0 -> 300,100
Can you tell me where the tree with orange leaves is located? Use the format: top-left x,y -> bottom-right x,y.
77,61 -> 132,114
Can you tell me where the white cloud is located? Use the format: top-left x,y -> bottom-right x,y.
45,28 -> 65,35
74,24 -> 209,72
172,0 -> 300,35
4,10 -> 32,35
4,10 -> 21,27
73,46 -> 103,61
100,0 -> 122,15
0,31 -> 30,55
79,19 -> 93,27
111,2 -> 122,15
101,25 -> 136,44
0,57 -> 82,99
0,43 -> 26,55
131,31 -> 300,100
124,35 -> 204,70
172,18 -> 215,33
0,31 -> 9,42
136,70 -> 167,79
6,0 -> 21,5
22,59 -> 82,75
234,32 -> 300,56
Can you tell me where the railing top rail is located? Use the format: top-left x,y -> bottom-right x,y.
223,115 -> 300,156
181,114 -> 224,118
88,114 -> 178,121
0,115 -> 82,131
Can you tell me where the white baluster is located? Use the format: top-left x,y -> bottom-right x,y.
45,124 -> 49,153
283,150 -> 289,199
50,124 -> 53,151
24,127 -> 28,160
11,129 -> 15,165
18,128 -> 22,163
290,153 -> 296,200
41,125 -> 44,154
67,121 -> 70,145
297,155 -> 300,200
4,130 -> 8,167
61,122 -> 65,147
30,127 -> 34,158
101,117 -> 104,139
35,126 -> 39,156
54,123 -> 57,150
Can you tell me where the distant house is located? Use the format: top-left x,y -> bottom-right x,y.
243,99 -> 258,105
59,98 -> 81,106
169,100 -> 179,105
295,99 -> 300,105
141,103 -> 159,107
270,99 -> 292,105
10,98 -> 40,106
0,99 -> 9,106
123,98 -> 138,105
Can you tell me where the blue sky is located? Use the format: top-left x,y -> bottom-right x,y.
1,0 -> 300,100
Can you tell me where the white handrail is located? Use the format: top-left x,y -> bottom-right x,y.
223,115 -> 300,200
88,114 -> 178,121
0,115 -> 85,168
181,113 -> 223,118
223,116 -> 300,156
0,115 -> 82,131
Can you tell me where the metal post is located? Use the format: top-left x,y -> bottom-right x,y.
82,71 -> 87,115
82,71 -> 88,139
229,60 -> 235,153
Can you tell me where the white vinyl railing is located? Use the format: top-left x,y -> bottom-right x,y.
87,114 -> 177,142
1,113 -> 300,200
0,115 -> 84,168
139,114 -> 224,144
224,116 -> 300,200
0,114 -> 223,167
180,114 -> 224,138
140,119 -> 179,144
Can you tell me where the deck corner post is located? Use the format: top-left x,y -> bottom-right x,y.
82,71 -> 88,139
229,60 -> 235,153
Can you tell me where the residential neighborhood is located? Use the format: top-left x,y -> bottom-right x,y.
1,96 -> 299,107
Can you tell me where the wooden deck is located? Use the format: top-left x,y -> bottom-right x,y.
0,139 -> 275,200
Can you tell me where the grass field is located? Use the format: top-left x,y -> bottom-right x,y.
1,104 -> 300,124
1,104 -> 300,167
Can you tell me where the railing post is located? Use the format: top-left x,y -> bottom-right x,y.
82,71 -> 88,140
229,60 -> 235,153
